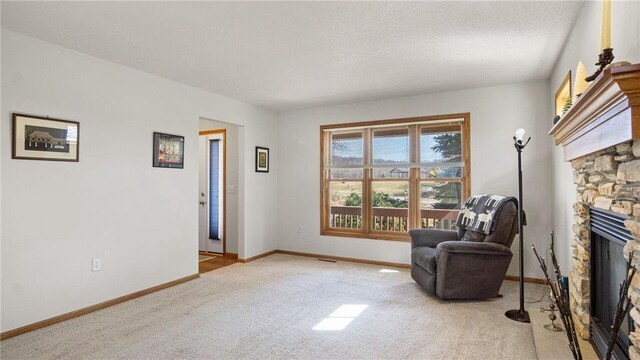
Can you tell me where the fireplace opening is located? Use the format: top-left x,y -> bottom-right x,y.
590,207 -> 634,359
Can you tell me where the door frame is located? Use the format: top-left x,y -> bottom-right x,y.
199,129 -> 227,254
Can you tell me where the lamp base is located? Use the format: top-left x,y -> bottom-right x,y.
505,309 -> 530,323
544,323 -> 563,332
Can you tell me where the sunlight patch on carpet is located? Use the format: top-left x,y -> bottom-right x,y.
379,269 -> 399,273
313,304 -> 368,331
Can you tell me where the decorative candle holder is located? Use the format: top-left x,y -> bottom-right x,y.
540,291 -> 563,332
585,47 -> 615,82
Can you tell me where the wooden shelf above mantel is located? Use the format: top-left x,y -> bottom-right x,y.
549,63 -> 640,161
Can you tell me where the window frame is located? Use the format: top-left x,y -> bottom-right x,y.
320,113 -> 471,242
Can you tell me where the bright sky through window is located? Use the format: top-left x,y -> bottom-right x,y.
331,134 -> 450,163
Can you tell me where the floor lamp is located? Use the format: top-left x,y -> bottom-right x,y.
506,128 -> 531,323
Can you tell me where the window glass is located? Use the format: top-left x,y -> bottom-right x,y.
420,181 -> 462,210
321,117 -> 468,240
371,181 -> 409,232
419,181 -> 461,229
421,166 -> 462,179
373,128 -> 409,165
331,169 -> 363,180
329,181 -> 363,229
331,132 -> 363,165
421,128 -> 461,164
372,167 -> 409,179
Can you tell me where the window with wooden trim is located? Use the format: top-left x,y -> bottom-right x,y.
320,114 -> 471,241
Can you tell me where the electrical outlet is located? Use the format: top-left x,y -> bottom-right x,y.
92,258 -> 101,272
297,225 -> 304,233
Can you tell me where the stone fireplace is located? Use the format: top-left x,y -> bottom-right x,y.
549,63 -> 640,358
569,143 -> 640,349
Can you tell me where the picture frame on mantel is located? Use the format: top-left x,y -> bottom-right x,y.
255,146 -> 269,173
555,71 -> 572,118
12,113 -> 80,162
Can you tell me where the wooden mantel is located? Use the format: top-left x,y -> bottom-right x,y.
549,63 -> 640,161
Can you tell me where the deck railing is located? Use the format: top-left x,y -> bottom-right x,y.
330,206 -> 458,232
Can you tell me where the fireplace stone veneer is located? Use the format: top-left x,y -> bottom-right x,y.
570,140 -> 640,358
549,63 -> 640,358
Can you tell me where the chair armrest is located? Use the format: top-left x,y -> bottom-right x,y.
409,229 -> 458,249
433,241 -> 513,300
436,241 -> 512,256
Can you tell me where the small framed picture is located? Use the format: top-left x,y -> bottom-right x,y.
153,132 -> 184,169
555,70 -> 572,117
255,146 -> 269,173
12,113 -> 80,162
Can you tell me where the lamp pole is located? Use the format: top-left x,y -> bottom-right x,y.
506,128 -> 531,323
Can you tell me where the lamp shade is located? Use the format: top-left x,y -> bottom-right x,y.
515,128 -> 526,142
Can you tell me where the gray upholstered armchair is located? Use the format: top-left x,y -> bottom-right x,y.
409,201 -> 519,300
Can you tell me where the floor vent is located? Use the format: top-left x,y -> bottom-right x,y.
317,258 -> 337,263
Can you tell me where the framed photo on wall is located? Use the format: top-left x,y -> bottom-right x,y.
153,132 -> 184,169
255,146 -> 269,173
12,113 -> 80,162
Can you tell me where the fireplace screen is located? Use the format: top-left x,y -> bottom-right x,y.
590,207 -> 634,359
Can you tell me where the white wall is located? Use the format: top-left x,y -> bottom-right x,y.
549,0 -> 640,273
0,24 -> 3,331
199,118 -> 242,254
0,30 -> 278,332
277,80 -> 552,278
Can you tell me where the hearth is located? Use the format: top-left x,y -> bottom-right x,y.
590,207 -> 634,359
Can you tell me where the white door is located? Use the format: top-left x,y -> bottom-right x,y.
199,133 -> 224,253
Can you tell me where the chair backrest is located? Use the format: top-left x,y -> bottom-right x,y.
456,201 -> 519,247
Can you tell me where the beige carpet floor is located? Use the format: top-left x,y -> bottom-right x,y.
1,254 -> 541,359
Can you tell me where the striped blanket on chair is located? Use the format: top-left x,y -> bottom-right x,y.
455,194 -> 520,235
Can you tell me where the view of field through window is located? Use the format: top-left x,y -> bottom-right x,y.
326,121 -> 465,234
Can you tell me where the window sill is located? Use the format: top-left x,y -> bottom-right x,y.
321,229 -> 410,242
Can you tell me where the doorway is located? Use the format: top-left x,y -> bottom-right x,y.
199,129 -> 226,254
198,118 -> 242,274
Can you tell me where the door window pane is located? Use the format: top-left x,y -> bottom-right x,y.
329,181 -> 363,229
331,132 -> 363,165
371,181 -> 409,232
209,140 -> 220,239
373,128 -> 409,165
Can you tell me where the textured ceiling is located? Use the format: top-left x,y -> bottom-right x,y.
1,1 -> 584,111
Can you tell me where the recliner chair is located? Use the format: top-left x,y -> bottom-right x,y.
409,201 -> 518,300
